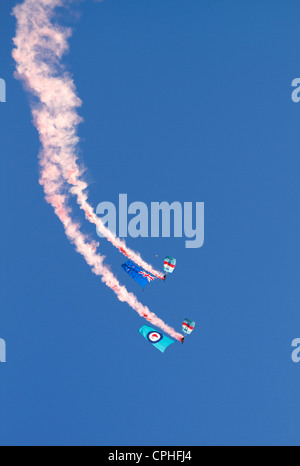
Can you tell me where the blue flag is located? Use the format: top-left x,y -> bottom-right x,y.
121,260 -> 157,288
139,325 -> 175,353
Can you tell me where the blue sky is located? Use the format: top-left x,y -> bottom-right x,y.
1,0 -> 300,446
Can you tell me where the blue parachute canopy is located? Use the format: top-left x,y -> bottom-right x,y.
139,325 -> 175,353
164,256 -> 176,274
122,260 -> 157,288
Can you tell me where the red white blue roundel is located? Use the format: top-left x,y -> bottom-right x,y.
147,331 -> 163,343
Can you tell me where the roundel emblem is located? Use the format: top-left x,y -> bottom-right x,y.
147,331 -> 163,343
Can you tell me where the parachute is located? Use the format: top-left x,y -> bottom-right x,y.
182,319 -> 195,335
122,260 -> 157,288
164,256 -> 176,274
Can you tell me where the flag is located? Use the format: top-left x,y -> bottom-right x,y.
139,325 -> 175,353
121,260 -> 157,288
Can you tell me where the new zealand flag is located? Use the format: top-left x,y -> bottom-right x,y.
121,260 -> 157,288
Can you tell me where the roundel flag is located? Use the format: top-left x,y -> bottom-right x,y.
139,325 -> 175,353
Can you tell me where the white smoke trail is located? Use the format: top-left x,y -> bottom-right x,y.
67,171 -> 166,280
14,0 -> 164,280
12,0 -> 183,342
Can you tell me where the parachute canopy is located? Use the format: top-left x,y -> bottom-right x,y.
182,319 -> 195,335
164,256 -> 176,274
122,260 -> 157,288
